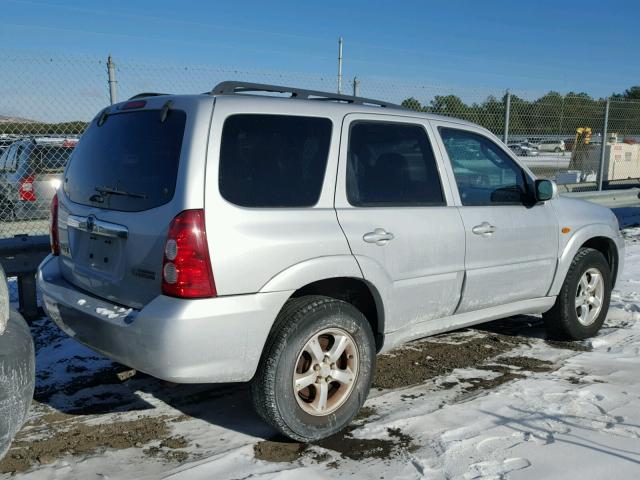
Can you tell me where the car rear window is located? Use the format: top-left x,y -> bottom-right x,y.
64,109 -> 186,212
219,114 -> 332,207
28,146 -> 74,174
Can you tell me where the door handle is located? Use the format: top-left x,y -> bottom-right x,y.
363,228 -> 395,245
472,222 -> 496,236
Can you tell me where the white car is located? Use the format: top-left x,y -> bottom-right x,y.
538,139 -> 566,153
0,265 -> 35,459
508,143 -> 539,157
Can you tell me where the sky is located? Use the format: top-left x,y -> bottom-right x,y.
1,0 -> 639,120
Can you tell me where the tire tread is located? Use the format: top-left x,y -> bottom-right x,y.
544,247 -> 610,340
251,295 -> 356,441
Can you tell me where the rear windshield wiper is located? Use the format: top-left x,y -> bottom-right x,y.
94,185 -> 148,199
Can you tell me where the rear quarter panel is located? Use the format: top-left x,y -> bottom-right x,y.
204,97 -> 353,295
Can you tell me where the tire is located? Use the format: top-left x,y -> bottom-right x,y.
555,147 -> 562,153
543,248 -> 611,340
251,295 -> 376,442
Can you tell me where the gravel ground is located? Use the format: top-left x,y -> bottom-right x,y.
0,310 -> 587,476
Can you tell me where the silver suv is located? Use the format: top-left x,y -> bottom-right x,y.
37,82 -> 624,442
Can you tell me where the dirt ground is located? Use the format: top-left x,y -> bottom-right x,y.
0,314 -> 587,475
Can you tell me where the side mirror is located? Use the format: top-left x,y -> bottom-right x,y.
535,179 -> 558,202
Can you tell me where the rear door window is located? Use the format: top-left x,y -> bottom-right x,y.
2,145 -> 19,173
219,114 -> 332,207
9,145 -> 22,173
64,110 -> 186,212
346,121 -> 445,207
0,145 -> 12,172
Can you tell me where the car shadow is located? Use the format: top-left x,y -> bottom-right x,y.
481,405 -> 640,466
139,380 -> 276,439
31,312 -> 580,439
35,360 -> 276,438
475,313 -> 547,339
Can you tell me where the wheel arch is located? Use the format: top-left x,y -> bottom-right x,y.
259,255 -> 386,351
549,224 -> 621,296
580,236 -> 619,287
289,277 -> 385,351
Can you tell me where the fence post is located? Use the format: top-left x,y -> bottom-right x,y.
503,89 -> 511,144
352,76 -> 360,97
107,54 -> 117,105
597,98 -> 610,191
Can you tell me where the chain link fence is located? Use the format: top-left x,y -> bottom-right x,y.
2,52 -> 640,241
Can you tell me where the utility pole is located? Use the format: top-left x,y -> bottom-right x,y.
352,76 -> 360,97
503,89 -> 511,144
107,54 -> 117,105
337,37 -> 343,94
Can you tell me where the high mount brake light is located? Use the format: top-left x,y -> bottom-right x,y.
120,100 -> 147,110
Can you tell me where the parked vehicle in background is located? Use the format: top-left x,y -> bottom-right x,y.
0,140 -> 12,156
520,141 -> 539,151
538,139 -> 566,153
38,82 -> 624,442
564,138 -> 575,152
0,135 -> 21,156
508,144 -> 526,156
0,264 -> 35,460
0,137 -> 76,221
508,142 -> 538,156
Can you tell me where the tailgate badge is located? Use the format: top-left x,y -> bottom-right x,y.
132,268 -> 156,280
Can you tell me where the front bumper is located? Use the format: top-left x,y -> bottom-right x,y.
37,255 -> 293,383
614,234 -> 625,287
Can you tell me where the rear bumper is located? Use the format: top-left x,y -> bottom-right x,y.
37,255 -> 293,383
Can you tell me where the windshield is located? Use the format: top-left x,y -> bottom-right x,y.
64,109 -> 186,212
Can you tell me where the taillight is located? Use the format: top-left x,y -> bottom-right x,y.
161,209 -> 216,298
19,176 -> 36,201
50,195 -> 60,256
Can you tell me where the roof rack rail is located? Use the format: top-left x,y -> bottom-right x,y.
128,92 -> 169,100
211,81 -> 404,109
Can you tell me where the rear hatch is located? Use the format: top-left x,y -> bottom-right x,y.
57,99 -> 205,309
